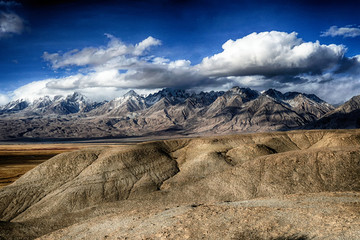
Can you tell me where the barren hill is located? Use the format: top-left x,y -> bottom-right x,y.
1,129 -> 360,239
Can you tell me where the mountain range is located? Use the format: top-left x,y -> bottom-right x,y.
0,86 -> 359,140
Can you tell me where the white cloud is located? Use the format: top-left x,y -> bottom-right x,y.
42,63 -> 206,90
0,93 -> 9,105
43,34 -> 161,69
168,59 -> 191,69
10,78 -> 118,102
12,58 -> 208,101
197,31 -> 345,77
277,75 -> 360,105
5,31 -> 360,105
0,11 -> 24,38
10,78 -> 159,102
321,25 -> 360,38
225,76 -> 269,88
133,36 -> 161,55
38,35 -> 214,93
11,79 -> 57,101
152,57 -> 170,65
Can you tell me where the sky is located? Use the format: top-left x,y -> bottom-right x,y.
0,0 -> 360,105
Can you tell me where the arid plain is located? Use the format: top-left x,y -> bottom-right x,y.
0,142 -> 135,189
1,129 -> 360,239
0,144 -> 83,188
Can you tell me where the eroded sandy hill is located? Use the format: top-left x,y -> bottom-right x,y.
1,129 -> 360,239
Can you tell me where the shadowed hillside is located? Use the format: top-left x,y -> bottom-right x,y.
304,95 -> 360,129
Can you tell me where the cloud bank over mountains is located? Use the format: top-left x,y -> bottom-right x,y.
4,31 -> 360,105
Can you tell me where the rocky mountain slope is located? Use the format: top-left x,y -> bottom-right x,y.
0,87 -> 335,140
304,95 -> 360,129
0,92 -> 103,117
1,129 -> 360,239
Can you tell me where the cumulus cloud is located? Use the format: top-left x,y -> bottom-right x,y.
0,11 -> 24,38
197,31 -> 345,77
6,31 -> 360,104
43,34 -> 161,69
39,35 -> 223,93
133,36 -> 161,55
321,25 -> 360,38
39,63 -> 216,92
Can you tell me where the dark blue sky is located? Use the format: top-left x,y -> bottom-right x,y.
0,0 -> 360,104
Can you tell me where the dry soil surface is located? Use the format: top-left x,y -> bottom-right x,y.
0,143 -> 125,189
1,129 -> 360,239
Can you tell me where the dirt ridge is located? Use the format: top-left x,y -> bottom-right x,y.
1,129 -> 360,239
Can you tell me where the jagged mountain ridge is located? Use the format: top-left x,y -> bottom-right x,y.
88,90 -> 147,117
263,89 -> 334,120
0,87 -> 336,140
303,95 -> 360,129
0,92 -> 103,117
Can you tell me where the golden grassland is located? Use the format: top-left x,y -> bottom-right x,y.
0,143 -> 126,188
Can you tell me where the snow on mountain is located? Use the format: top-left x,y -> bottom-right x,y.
145,88 -> 190,106
0,99 -> 29,114
189,91 -> 225,107
227,86 -> 260,101
0,92 -> 101,116
88,90 -> 147,116
0,87 -> 335,122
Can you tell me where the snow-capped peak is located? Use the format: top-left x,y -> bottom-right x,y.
65,92 -> 90,103
145,88 -> 190,105
0,98 -> 29,110
227,86 -> 260,102
123,90 -> 139,98
263,89 -> 284,100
